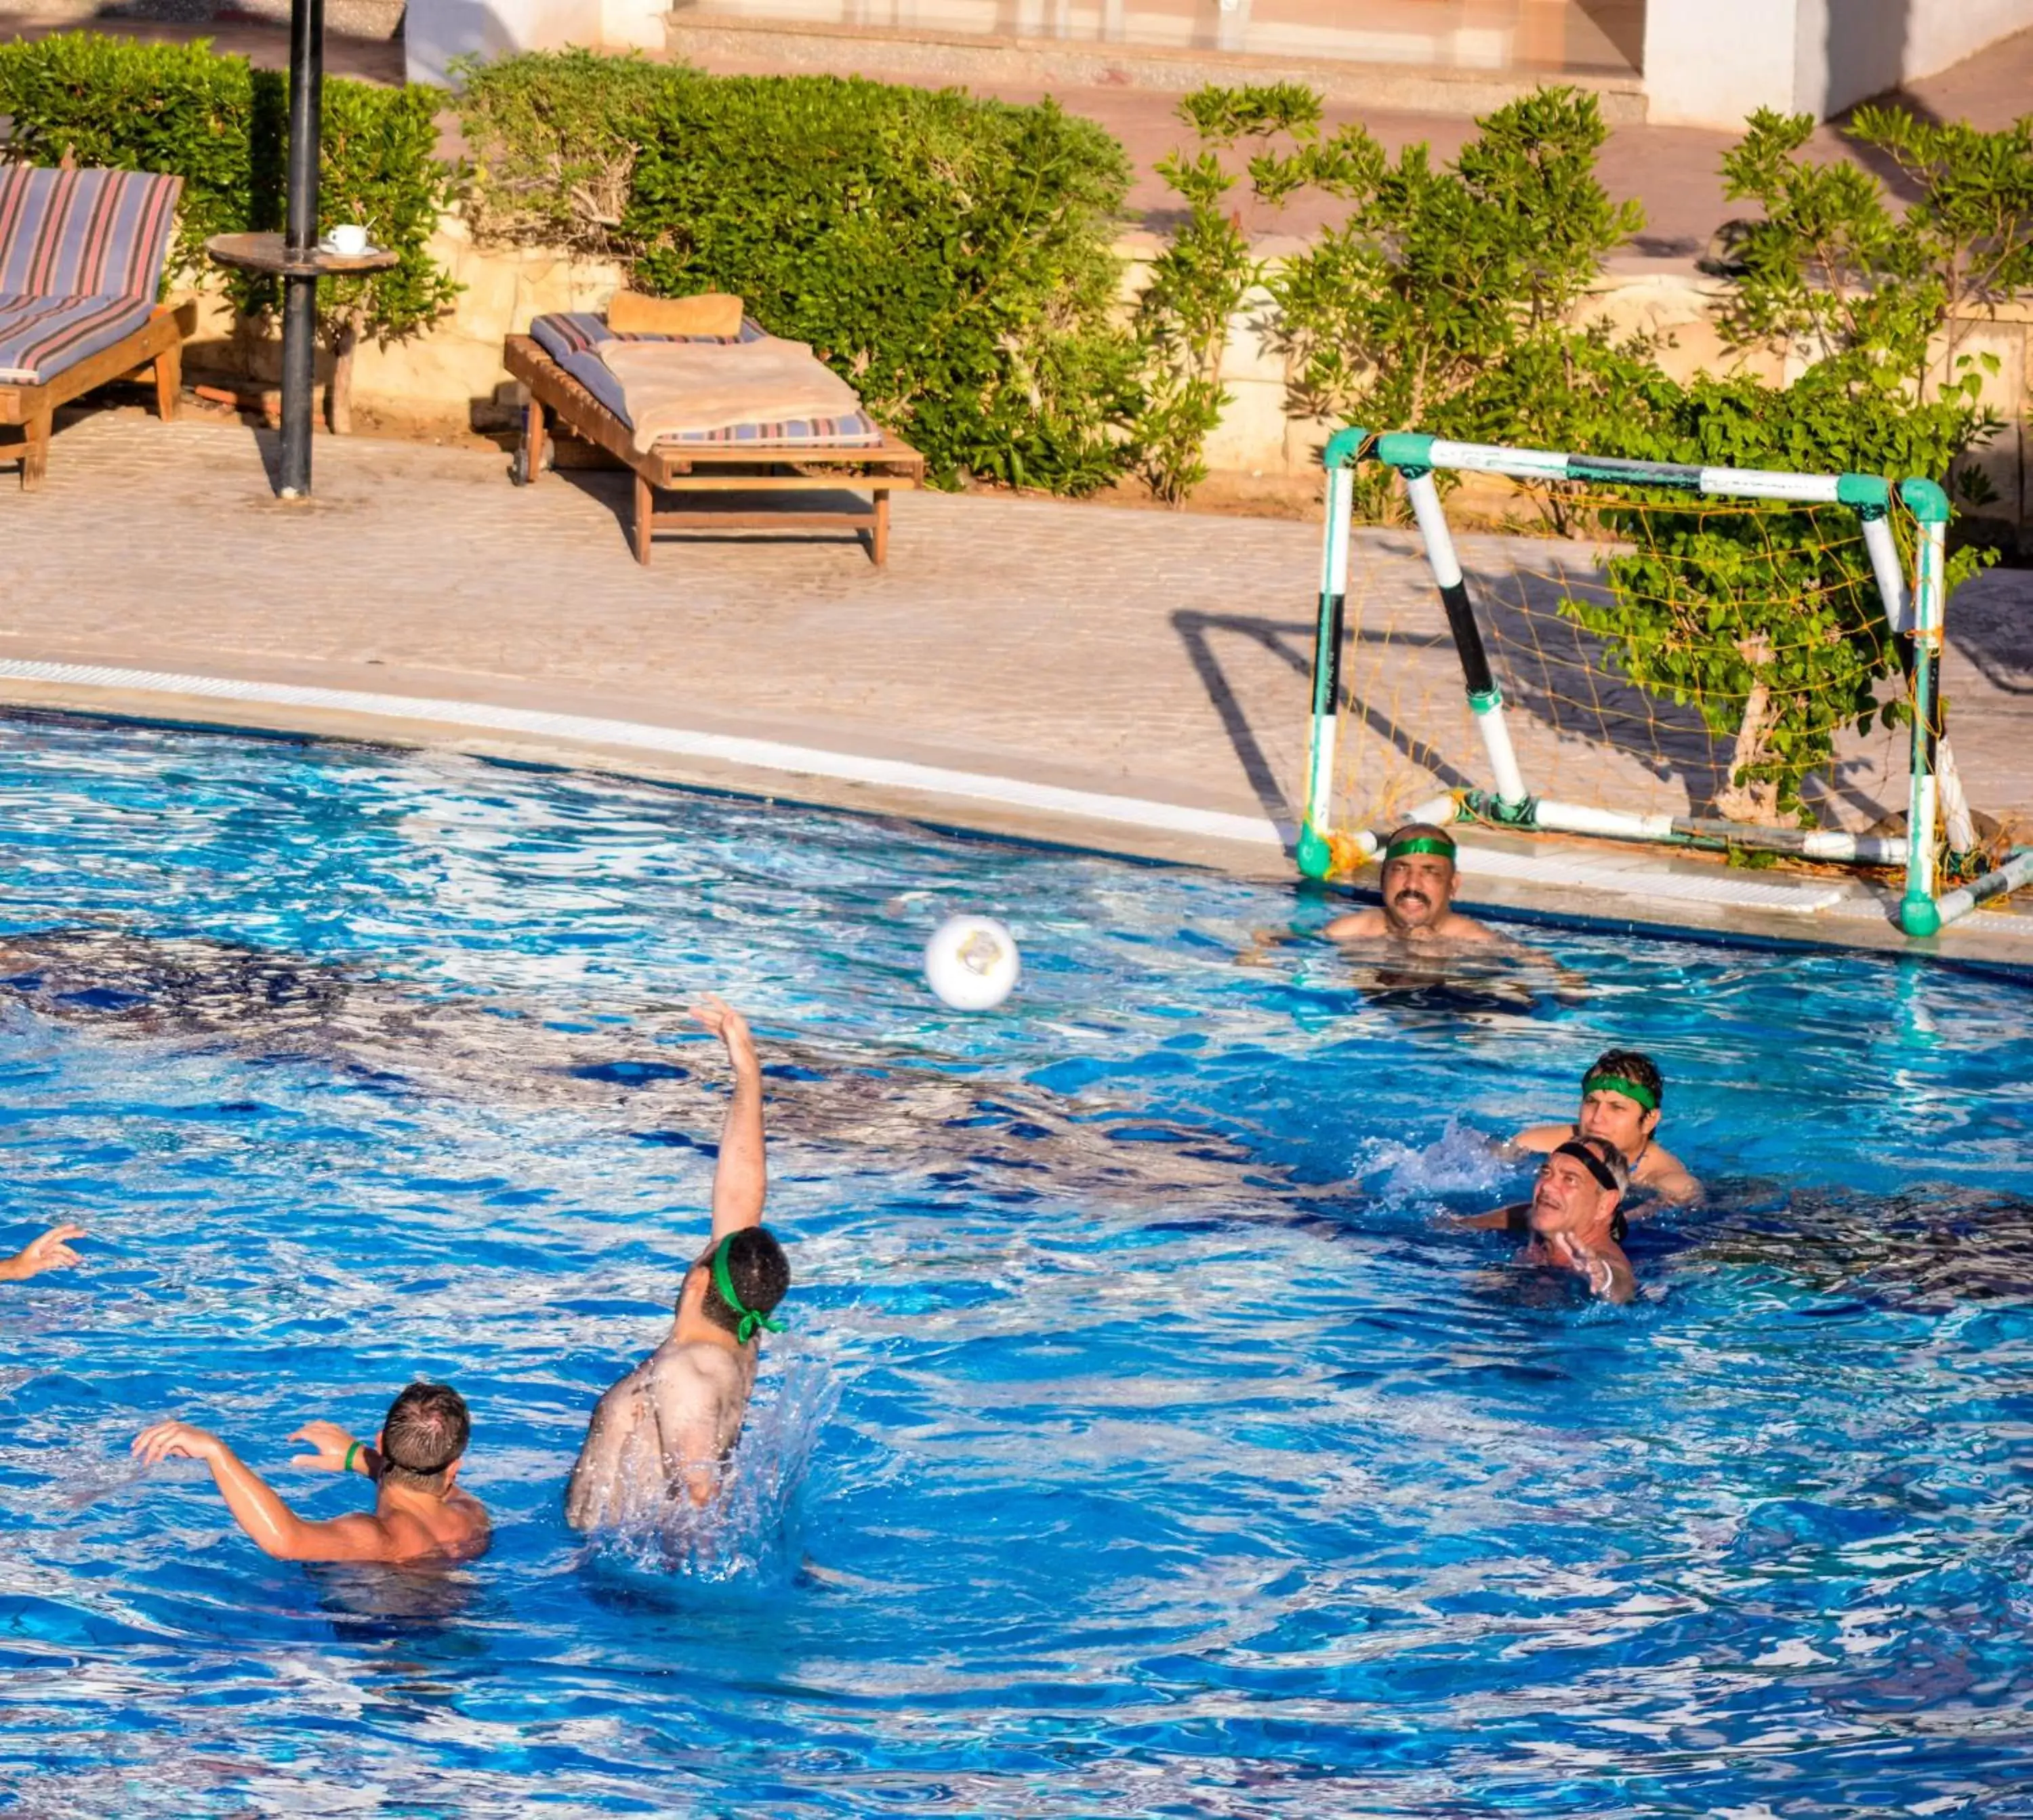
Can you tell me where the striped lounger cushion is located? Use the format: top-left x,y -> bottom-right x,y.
0,166 -> 181,384
529,311 -> 886,449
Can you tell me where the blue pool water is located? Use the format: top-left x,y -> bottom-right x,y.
1,715 -> 2030,1818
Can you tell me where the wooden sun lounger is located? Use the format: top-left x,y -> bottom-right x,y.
504,333 -> 926,567
0,167 -> 186,491
1,305 -> 182,490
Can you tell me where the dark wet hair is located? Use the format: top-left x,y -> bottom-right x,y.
691,1226 -> 790,1337
1584,1048 -> 1664,1110
379,1382 -> 470,1489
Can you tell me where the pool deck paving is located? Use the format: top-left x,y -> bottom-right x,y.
3,409 -> 2032,966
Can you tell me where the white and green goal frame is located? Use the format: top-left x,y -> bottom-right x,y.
1298,428 -> 2033,938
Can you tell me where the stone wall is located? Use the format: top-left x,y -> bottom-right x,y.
171,219 -> 2033,531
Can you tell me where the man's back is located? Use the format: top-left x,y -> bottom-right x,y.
565,1340 -> 756,1529
375,1486 -> 491,1563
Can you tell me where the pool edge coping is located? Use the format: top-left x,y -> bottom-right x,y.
0,659 -> 2028,973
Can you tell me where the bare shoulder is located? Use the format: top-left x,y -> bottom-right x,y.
1511,1123 -> 1569,1153
1637,1144 -> 1703,1203
650,1341 -> 745,1403
382,1498 -> 491,1565
1323,907 -> 1389,941
1440,910 -> 1502,945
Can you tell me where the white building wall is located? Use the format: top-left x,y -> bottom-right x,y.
405,0 -> 602,85
1647,0 -> 2033,129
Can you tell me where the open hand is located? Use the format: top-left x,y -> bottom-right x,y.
131,1420 -> 223,1468
289,1420 -> 362,1472
691,995 -> 758,1073
4,1222 -> 85,1281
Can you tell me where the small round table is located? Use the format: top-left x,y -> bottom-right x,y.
205,231 -> 401,278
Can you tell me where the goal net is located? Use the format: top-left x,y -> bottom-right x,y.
1296,431 -> 2022,937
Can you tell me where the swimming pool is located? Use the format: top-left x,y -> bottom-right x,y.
1,713 -> 2029,1818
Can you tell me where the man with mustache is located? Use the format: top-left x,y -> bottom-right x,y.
1323,824 -> 1497,945
1460,1132 -> 1636,1304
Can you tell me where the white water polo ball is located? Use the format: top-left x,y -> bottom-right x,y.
924,915 -> 1021,1012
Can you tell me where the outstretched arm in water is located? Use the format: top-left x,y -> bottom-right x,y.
132,1422 -> 396,1563
0,1222 -> 85,1282
695,995 -> 765,1242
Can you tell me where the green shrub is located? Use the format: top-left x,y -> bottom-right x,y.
459,54 -> 1140,492
1563,363 -> 1991,821
1132,85 -> 1316,505
451,47 -> 671,257
0,30 -> 459,419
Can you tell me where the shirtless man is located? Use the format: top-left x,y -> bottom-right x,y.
1461,1134 -> 1636,1304
567,997 -> 792,1527
131,1382 -> 489,1566
1,1222 -> 84,1281
1513,1048 -> 1701,1205
1323,824 -> 1499,945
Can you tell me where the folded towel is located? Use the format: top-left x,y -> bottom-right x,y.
597,335 -> 866,453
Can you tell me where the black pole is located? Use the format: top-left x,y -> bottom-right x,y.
278,0 -> 324,498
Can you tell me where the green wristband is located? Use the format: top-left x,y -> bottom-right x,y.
343,1441 -> 361,1474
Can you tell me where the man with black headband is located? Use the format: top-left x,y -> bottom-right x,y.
567,995 -> 792,1526
1323,823 -> 1498,945
131,1382 -> 489,1565
1460,1133 -> 1635,1303
1514,1048 -> 1700,1205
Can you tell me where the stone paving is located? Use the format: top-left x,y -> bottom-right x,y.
1,410 -> 2030,951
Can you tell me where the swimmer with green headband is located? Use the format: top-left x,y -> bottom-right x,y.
566,995 -> 795,1528
1513,1047 -> 1702,1207
1323,822 -> 1501,947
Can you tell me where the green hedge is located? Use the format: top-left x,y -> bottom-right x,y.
0,32 -> 457,347
458,53 -> 1140,492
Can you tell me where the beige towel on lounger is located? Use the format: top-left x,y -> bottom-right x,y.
597,335 -> 865,453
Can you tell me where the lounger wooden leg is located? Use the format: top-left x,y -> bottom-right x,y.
524,395 -> 546,484
633,470 -> 653,565
20,405 -> 52,491
154,337 -> 180,423
870,489 -> 890,567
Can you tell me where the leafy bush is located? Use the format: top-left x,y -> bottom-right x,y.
451,47 -> 671,257
1269,86 -> 1646,507
1136,84 -> 1651,516
1130,85 -> 1313,505
1719,104 -> 2021,509
459,54 -> 1141,492
1563,366 -> 1990,821
0,31 -> 459,425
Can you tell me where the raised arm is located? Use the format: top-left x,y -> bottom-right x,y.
134,1421 -> 390,1563
0,1222 -> 85,1281
694,996 -> 765,1241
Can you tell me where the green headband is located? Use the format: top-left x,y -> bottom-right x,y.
1384,835 -> 1456,863
711,1235 -> 785,1346
1582,1071 -> 1658,1114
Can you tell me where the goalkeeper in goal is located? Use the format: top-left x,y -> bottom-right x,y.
1322,825 -> 1500,946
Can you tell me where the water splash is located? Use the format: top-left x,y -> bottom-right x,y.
1356,1114 -> 1516,1209
586,1356 -> 838,1583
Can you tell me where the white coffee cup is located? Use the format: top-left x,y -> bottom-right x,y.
327,223 -> 369,257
